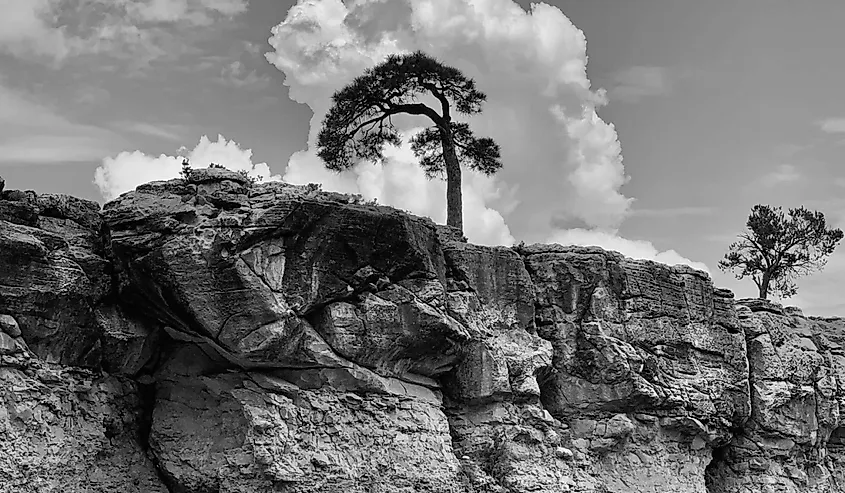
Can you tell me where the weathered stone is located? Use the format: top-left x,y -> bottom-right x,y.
446,327 -> 552,402
0,188 -> 114,369
151,371 -> 464,492
443,242 -> 535,331
186,166 -> 251,185
274,364 -> 442,404
13,172 -> 845,492
96,305 -> 159,375
441,241 -> 553,405
555,447 -> 574,460
0,331 -> 18,354
0,220 -> 103,366
0,343 -> 165,492
0,200 -> 39,225
0,314 -> 21,337
521,245 -> 749,426
315,286 -> 469,378
103,179 -> 447,370
706,305 -> 845,492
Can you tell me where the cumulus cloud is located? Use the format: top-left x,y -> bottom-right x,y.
548,228 -> 711,273
0,0 -> 74,59
362,128 -> 515,246
259,0 -> 711,268
94,134 -> 280,201
265,0 -> 634,246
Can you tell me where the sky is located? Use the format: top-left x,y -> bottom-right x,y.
2,0 -> 845,315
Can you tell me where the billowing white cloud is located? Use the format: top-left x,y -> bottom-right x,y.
265,0 -> 632,246
94,134 -> 280,201
548,228 -> 711,273
94,151 -> 182,201
361,128 -> 515,246
0,0 -> 74,59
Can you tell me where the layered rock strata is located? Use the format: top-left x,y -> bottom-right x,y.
0,170 -> 843,492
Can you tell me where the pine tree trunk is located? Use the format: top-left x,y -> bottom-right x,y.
759,272 -> 771,299
440,128 -> 463,233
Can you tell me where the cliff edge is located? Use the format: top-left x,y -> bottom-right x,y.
0,171 -> 843,492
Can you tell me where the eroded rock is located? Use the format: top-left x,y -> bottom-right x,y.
0,338 -> 165,492
151,370 -> 465,493
0,214 -> 104,366
706,299 -> 845,492
13,172 -> 845,492
103,180 -> 446,371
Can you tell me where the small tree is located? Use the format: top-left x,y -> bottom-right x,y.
180,157 -> 192,181
316,50 -> 502,233
719,205 -> 843,299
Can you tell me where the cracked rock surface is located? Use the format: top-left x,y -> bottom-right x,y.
0,336 -> 164,492
2,170 -> 845,492
705,300 -> 845,492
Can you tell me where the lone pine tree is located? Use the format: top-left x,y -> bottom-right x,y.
316,51 -> 502,233
719,204 -> 843,299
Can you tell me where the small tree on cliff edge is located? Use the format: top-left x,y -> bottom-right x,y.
719,204 -> 843,299
316,51 -> 502,233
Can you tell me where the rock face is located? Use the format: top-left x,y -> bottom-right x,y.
0,190 -> 109,367
0,323 -> 164,492
2,171 -> 845,492
705,300 -> 845,492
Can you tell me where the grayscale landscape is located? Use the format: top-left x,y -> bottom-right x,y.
1,1 -> 844,492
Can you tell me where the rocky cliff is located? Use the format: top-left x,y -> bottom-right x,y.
1,169 -> 844,492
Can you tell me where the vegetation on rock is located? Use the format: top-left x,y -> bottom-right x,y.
316,51 -> 502,234
719,204 -> 843,299
180,158 -> 261,185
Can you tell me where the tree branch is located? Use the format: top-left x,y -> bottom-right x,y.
739,233 -> 772,268
384,101 -> 445,128
346,112 -> 392,140
421,82 -> 451,121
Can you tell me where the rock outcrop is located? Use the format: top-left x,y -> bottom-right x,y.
706,300 -> 845,492
1,170 -> 845,492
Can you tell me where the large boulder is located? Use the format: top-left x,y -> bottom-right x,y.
103,180 -> 449,371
